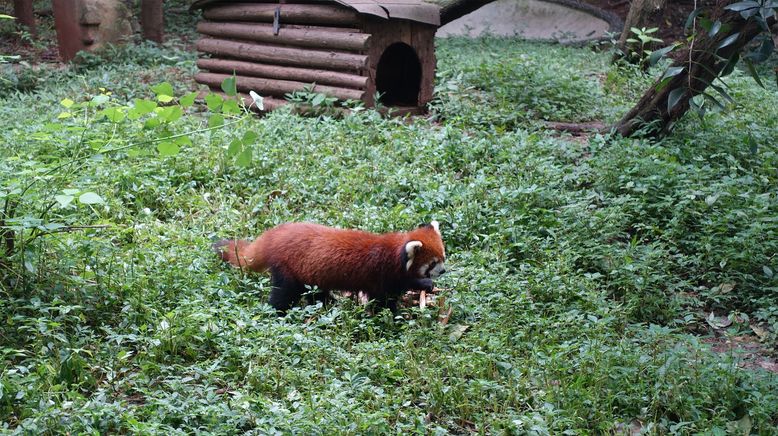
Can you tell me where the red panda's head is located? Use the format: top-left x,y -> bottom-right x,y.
403,221 -> 447,279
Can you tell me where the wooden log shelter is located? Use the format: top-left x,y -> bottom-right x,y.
191,0 -> 441,113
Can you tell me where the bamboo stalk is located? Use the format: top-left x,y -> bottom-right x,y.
197,58 -> 367,89
197,37 -> 368,71
197,21 -> 370,51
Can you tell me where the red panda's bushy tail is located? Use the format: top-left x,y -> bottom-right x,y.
212,239 -> 267,271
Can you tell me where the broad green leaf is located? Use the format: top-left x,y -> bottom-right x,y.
60,98 -> 75,108
205,93 -> 223,111
157,94 -> 175,103
720,53 -> 740,77
151,82 -> 174,97
222,99 -> 241,115
174,136 -> 192,147
54,194 -> 74,208
242,130 -> 259,144
100,107 -> 125,123
57,112 -> 72,119
221,76 -> 237,96
710,84 -> 735,105
208,114 -> 224,128
78,192 -> 104,204
157,141 -> 180,156
743,58 -> 765,88
90,94 -> 110,106
312,93 -> 326,107
158,106 -> 183,123
661,66 -> 685,80
39,223 -> 65,231
180,91 -> 198,107
667,87 -> 686,113
649,45 -> 675,66
133,98 -> 158,115
144,118 -> 161,129
708,20 -> 721,37
702,92 -> 725,110
227,139 -> 242,157
449,324 -> 469,341
235,147 -> 252,167
717,32 -> 741,50
684,7 -> 705,32
724,1 -> 760,12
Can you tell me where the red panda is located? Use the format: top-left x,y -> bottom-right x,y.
213,221 -> 447,313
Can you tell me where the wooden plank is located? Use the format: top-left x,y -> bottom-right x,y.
203,3 -> 361,26
195,72 -> 365,100
197,37 -> 368,71
283,24 -> 361,33
197,58 -> 368,89
411,24 -> 436,107
197,21 -> 370,51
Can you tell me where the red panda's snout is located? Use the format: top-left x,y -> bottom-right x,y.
423,259 -> 447,279
405,220 -> 447,280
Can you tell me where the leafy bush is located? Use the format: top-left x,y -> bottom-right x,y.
1,37 -> 777,433
432,37 -> 605,128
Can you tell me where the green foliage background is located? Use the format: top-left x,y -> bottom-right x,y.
1,34 -> 777,433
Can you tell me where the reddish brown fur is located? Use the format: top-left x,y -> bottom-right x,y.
214,222 -> 446,313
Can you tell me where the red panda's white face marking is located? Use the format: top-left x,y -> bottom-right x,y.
405,240 -> 423,270
421,257 -> 446,279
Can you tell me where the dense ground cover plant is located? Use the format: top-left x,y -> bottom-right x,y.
1,38 -> 777,433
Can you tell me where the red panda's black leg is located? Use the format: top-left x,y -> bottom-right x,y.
268,267 -> 305,314
307,289 -> 331,307
374,295 -> 399,314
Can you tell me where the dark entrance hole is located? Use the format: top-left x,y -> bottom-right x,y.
375,42 -> 421,106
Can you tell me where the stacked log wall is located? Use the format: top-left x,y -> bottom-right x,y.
195,1 -> 371,107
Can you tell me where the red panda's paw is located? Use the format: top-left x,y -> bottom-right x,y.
211,240 -> 232,262
411,278 -> 434,292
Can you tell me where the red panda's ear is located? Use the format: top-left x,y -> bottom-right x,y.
430,220 -> 440,235
404,240 -> 423,270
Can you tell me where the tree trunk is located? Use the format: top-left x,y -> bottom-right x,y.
13,0 -> 36,37
141,0 -> 164,43
614,0 -> 776,137
436,0 -> 496,25
613,0 -> 666,63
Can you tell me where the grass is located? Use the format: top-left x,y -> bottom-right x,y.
1,34 -> 777,434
